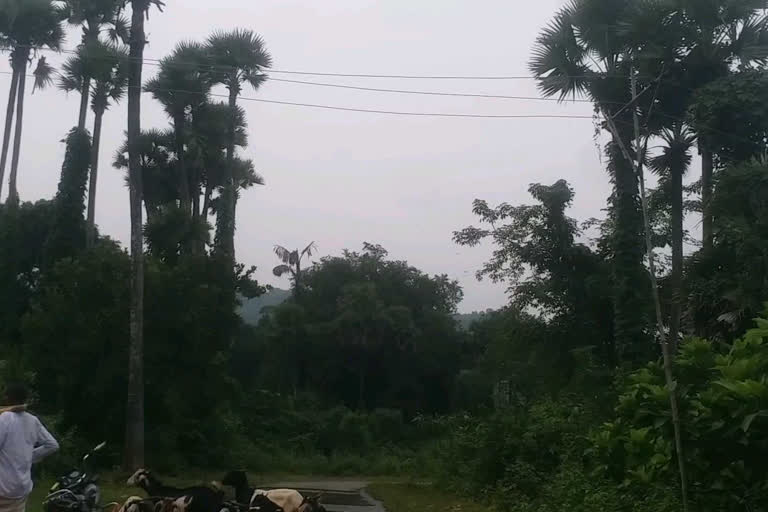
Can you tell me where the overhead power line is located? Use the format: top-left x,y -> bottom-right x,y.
16,43 -> 633,81
267,77 -> 595,103
0,71 -> 593,119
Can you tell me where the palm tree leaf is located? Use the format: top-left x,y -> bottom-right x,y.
206,28 -> 273,91
108,14 -> 130,44
273,245 -> 292,264
529,1 -> 593,100
301,241 -> 317,258
32,56 -> 55,93
272,264 -> 292,277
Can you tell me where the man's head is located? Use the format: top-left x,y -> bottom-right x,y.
4,381 -> 28,405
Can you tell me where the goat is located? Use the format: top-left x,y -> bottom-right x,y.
252,490 -> 304,512
117,496 -> 157,512
220,470 -> 253,506
297,494 -> 326,512
219,471 -> 301,512
127,469 -> 224,506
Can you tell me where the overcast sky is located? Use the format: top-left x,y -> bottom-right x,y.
2,0 -> 626,312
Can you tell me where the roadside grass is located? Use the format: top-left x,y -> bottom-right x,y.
367,482 -> 493,512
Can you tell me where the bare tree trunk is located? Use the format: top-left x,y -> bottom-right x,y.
669,162 -> 684,351
173,113 -> 190,215
124,0 -> 147,471
202,181 -> 212,225
602,71 -> 689,512
700,145 -> 713,251
86,107 -> 104,248
214,86 -> 238,262
78,79 -> 90,131
0,68 -> 19,201
7,55 -> 28,208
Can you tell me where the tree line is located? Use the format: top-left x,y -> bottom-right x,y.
1,1 -> 768,510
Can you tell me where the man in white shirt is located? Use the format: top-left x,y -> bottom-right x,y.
0,383 -> 59,512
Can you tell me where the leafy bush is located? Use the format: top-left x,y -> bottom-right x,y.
591,311 -> 768,510
432,396 -> 599,509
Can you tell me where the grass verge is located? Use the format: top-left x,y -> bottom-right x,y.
367,482 -> 492,512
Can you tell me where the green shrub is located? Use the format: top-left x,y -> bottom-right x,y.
591,311 -> 768,511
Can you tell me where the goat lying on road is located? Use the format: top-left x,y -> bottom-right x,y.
127,469 -> 224,512
220,470 -> 305,512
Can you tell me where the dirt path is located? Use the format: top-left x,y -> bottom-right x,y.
263,480 -> 385,512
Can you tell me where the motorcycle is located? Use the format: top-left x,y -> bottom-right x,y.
42,442 -> 117,512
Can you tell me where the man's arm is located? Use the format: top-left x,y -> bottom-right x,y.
32,417 -> 59,463
0,413 -> 9,452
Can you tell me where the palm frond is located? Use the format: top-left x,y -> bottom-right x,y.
32,56 -> 55,93
272,264 -> 293,278
108,14 -> 130,44
273,245 -> 292,264
733,13 -> 768,66
206,28 -> 272,90
301,241 -> 317,258
649,124 -> 696,176
529,1 -> 593,101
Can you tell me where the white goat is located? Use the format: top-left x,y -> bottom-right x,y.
251,489 -> 304,512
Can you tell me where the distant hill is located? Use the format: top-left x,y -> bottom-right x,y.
454,309 -> 494,330
239,288 -> 291,326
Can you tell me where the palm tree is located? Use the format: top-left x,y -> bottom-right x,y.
649,124 -> 696,349
122,0 -> 164,472
79,42 -> 128,246
530,0 -> 652,360
60,0 -> 126,129
145,41 -> 211,217
206,28 -> 271,263
113,128 -> 176,220
188,101 -> 248,225
654,2 -> 768,249
273,242 -> 317,297
0,0 -> 64,205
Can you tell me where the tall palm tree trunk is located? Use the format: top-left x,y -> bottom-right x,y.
608,117 -> 646,361
173,113 -> 190,215
7,54 -> 29,207
202,181 -> 212,225
78,78 -> 91,131
604,73 -> 689,512
0,68 -> 19,200
669,164 -> 684,350
125,0 -> 147,471
86,107 -> 105,247
700,145 -> 713,250
215,86 -> 239,262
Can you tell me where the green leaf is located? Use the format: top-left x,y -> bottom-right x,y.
741,410 -> 768,432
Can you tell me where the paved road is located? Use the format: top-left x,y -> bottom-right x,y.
263,480 -> 385,512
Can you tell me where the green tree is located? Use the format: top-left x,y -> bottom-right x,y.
272,241 -> 317,297
648,125 -> 696,348
145,41 -> 211,218
0,0 -> 63,205
687,160 -> 768,339
529,0 -> 650,361
60,0 -> 126,129
454,180 -> 615,363
60,41 -> 128,246
46,128 -> 91,264
122,0 -> 164,471
206,28 -> 271,263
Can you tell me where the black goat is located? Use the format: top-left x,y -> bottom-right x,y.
220,470 -> 253,506
220,471 -> 284,512
127,469 -> 224,509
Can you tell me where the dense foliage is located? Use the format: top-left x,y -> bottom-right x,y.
0,0 -> 768,511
